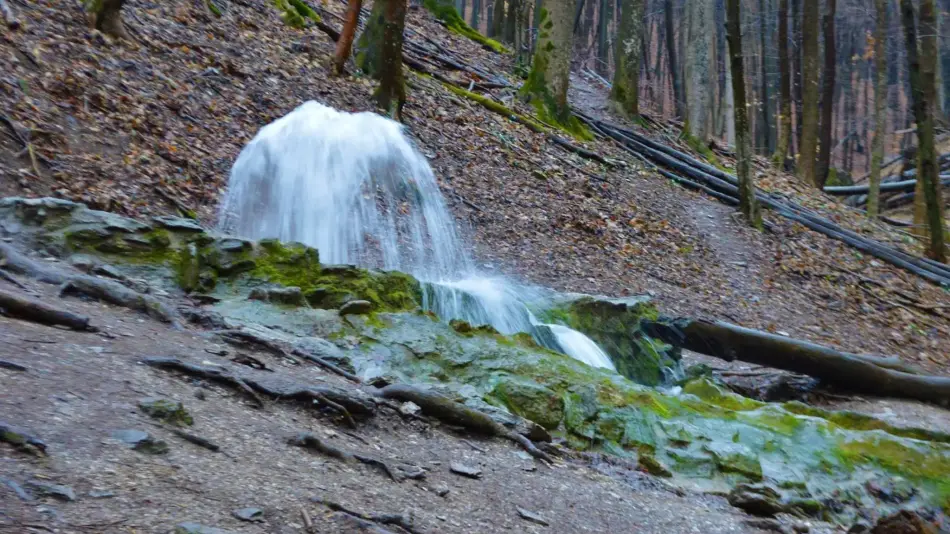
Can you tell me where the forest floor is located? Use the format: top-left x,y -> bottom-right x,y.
2,0 -> 948,377
2,1 -> 950,532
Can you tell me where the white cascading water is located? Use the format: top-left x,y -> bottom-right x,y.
219,101 -> 615,371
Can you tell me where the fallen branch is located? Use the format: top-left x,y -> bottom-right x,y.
313,497 -> 422,534
376,384 -> 553,463
642,318 -> 950,407
0,244 -> 68,285
60,275 -> 180,326
289,432 -> 400,482
0,359 -> 28,371
823,176 -> 950,196
0,288 -> 94,331
142,357 -> 376,419
167,428 -> 221,452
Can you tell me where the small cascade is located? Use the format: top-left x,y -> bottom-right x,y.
220,101 -> 615,371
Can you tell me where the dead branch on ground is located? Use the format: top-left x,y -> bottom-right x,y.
0,288 -> 95,331
289,432 -> 400,482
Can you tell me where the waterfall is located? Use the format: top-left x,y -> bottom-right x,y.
220,101 -> 615,371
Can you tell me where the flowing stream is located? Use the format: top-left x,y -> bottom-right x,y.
220,101 -> 615,371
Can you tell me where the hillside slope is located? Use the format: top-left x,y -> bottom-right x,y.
1,0 -> 948,375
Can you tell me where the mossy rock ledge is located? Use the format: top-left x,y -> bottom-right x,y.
537,294 -> 681,386
2,196 -> 950,526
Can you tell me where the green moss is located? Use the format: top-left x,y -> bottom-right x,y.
682,379 -> 763,412
784,402 -> 950,444
207,0 -> 222,16
138,398 -> 193,427
272,0 -> 312,28
681,132 -> 728,171
421,0 -> 508,53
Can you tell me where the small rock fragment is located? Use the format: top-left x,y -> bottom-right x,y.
339,299 -> 373,316
449,462 -> 482,479
88,490 -> 115,498
516,507 -> 549,526
232,507 -> 264,522
433,482 -> 450,497
869,510 -> 940,534
0,359 -> 28,372
2,477 -> 33,501
138,397 -> 193,426
728,483 -> 785,517
174,523 -> 238,534
744,518 -> 794,534
25,480 -> 76,502
399,401 -> 421,416
113,429 -> 169,455
638,453 -> 673,478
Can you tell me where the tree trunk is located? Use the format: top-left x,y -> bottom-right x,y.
903,0 -> 948,262
757,0 -> 771,156
374,0 -> 408,119
726,0 -> 761,227
609,0 -> 643,116
641,318 -> 950,407
505,0 -> 518,43
773,0 -> 791,168
815,0 -> 836,187
791,0 -> 802,158
491,0 -> 504,36
85,0 -> 128,39
798,0 -> 820,187
684,0 -> 715,141
471,0 -> 481,30
724,58 -> 736,145
333,0 -> 364,75
664,0 -> 684,120
521,0 -> 583,131
596,0 -> 609,74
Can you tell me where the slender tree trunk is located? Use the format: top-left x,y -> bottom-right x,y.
491,0 -> 504,36
471,0 -> 481,29
798,0 -> 820,186
757,0 -> 771,155
726,0 -> 761,226
902,0 -> 948,261
505,0 -> 518,43
773,0 -> 791,167
815,0 -> 836,187
333,0 -> 364,75
791,0 -> 802,158
522,0 -> 582,129
85,0 -> 128,39
724,58 -> 737,145
685,0 -> 715,140
610,0 -> 643,116
664,0 -> 684,120
374,0 -> 408,119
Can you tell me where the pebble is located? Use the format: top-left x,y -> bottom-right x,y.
449,462 -> 482,479
25,480 -> 76,502
433,482 -> 450,497
516,507 -> 549,527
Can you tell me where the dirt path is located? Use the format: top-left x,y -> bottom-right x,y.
0,275 -> 771,534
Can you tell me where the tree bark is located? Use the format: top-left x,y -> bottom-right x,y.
642,318 -> 950,406
904,0 -> 948,262
664,0 -> 684,120
757,0 -> 771,155
609,0 -> 643,116
868,0 -> 887,219
491,0 -> 504,36
521,0 -> 579,127
726,0 -> 761,227
684,0 -> 715,141
471,0 -> 481,30
815,0 -> 836,187
790,0 -> 802,157
374,0 -> 408,119
773,0 -> 791,168
333,0 -> 364,75
505,0 -> 518,43
798,0 -> 820,187
85,0 -> 129,39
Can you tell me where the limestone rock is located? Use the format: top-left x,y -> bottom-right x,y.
339,299 -> 373,316
491,377 -> 564,430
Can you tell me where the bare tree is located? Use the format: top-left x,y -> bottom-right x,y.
798,0 -> 820,186
816,0 -> 837,186
773,0 -> 792,168
610,0 -> 644,116
726,0 -> 762,227
333,0 -> 364,75
867,0 -> 888,219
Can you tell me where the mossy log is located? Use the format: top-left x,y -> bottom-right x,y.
142,357 -> 376,418
0,288 -> 94,331
642,318 -> 950,406
376,384 -> 553,463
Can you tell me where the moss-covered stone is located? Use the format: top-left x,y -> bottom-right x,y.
272,0 -> 319,28
139,398 -> 193,427
538,295 -> 679,386
491,377 -> 564,430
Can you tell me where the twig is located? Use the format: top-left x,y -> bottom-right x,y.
168,427 -> 221,452
314,393 -> 357,429
461,439 -> 487,452
301,507 -> 314,532
312,497 -> 423,534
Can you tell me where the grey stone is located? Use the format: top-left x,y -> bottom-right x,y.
88,490 -> 115,498
339,299 -> 373,316
433,482 -> 450,497
112,429 -> 168,454
248,286 -> 304,306
516,507 -> 549,527
174,523 -> 238,534
25,480 -> 76,501
153,216 -> 204,232
449,462 -> 482,479
231,507 -> 264,522
112,429 -> 150,444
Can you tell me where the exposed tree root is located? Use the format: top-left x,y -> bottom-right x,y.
167,427 -> 221,452
0,288 -> 95,331
289,432 -> 400,482
291,347 -> 362,384
0,244 -> 68,285
141,357 -> 376,419
59,276 -> 179,326
376,384 -> 553,464
0,421 -> 47,456
313,497 -> 422,534
0,268 -> 28,290
643,318 -> 950,407
0,359 -> 28,372
215,328 -> 362,383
